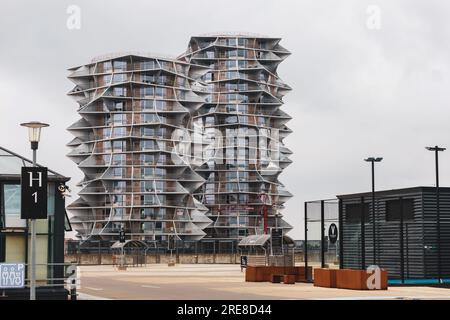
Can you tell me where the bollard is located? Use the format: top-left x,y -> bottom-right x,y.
70,279 -> 77,300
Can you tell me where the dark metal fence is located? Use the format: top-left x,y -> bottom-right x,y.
65,239 -> 240,256
304,199 -> 340,280
306,189 -> 450,284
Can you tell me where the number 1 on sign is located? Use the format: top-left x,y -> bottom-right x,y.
32,192 -> 37,203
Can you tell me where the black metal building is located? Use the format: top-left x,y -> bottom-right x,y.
338,186 -> 450,283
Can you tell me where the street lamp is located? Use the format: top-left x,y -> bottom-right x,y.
364,157 -> 383,265
20,121 -> 49,300
425,145 -> 446,282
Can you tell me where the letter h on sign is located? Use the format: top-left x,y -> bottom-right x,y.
21,167 -> 48,219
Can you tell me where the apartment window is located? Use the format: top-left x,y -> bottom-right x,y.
143,113 -> 158,123
114,101 -> 124,111
141,74 -> 155,83
157,75 -> 167,85
257,116 -> 266,126
238,83 -> 248,91
228,50 -> 238,58
141,100 -> 153,110
237,49 -> 247,58
143,167 -> 154,178
157,154 -> 167,164
141,208 -> 155,218
113,60 -> 127,71
386,199 -> 414,221
155,87 -> 164,98
238,60 -> 247,68
142,140 -> 155,150
112,113 -> 125,124
238,171 -> 249,181
102,61 -> 112,72
112,127 -> 126,137
226,105 -> 236,113
141,87 -> 154,97
112,140 -> 126,151
236,104 -> 247,114
237,38 -> 247,47
238,194 -> 248,203
112,168 -> 124,177
155,100 -> 165,110
226,171 -> 238,181
238,116 -> 248,124
102,75 -> 112,85
225,116 -> 237,124
113,181 -> 126,192
225,60 -> 238,69
143,127 -> 155,136
226,72 -> 238,79
143,195 -> 157,205
238,229 -> 247,237
227,38 -> 237,46
113,73 -> 126,83
206,51 -> 215,59
112,154 -> 125,165
142,222 -> 155,232
141,61 -> 155,70
113,87 -> 127,96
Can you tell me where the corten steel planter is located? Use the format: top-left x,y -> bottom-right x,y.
313,268 -> 338,288
335,269 -> 388,290
283,274 -> 296,284
245,266 -> 312,282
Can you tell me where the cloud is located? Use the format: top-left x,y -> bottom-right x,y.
0,0 -> 449,239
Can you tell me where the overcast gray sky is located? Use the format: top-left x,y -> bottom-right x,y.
1,0 -> 449,239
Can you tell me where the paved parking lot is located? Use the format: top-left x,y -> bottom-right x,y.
77,264 -> 450,300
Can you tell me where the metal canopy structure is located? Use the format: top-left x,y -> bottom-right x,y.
111,240 -> 148,250
238,234 -> 295,247
238,235 -> 271,247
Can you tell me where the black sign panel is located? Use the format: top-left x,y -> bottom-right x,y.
240,255 -> 247,268
328,223 -> 338,244
168,235 -> 176,250
21,167 -> 48,219
119,229 -> 126,243
271,229 -> 283,248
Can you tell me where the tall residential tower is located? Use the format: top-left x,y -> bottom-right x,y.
68,34 -> 293,249
67,53 -> 212,243
179,34 -> 293,248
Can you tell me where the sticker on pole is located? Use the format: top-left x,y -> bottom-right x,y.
328,223 -> 338,244
0,263 -> 25,288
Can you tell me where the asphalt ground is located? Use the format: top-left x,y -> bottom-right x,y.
77,264 -> 450,300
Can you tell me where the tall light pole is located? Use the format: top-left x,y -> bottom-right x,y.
20,121 -> 49,300
364,157 -> 383,265
426,145 -> 446,282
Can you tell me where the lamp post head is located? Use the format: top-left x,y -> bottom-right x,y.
20,121 -> 49,150
364,157 -> 383,163
425,146 -> 446,152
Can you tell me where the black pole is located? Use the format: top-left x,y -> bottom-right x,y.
338,199 -> 344,269
361,196 -> 365,270
435,148 -> 441,282
371,161 -> 376,265
399,197 -> 405,284
304,202 -> 309,280
426,145 -> 445,281
321,200 -> 325,268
